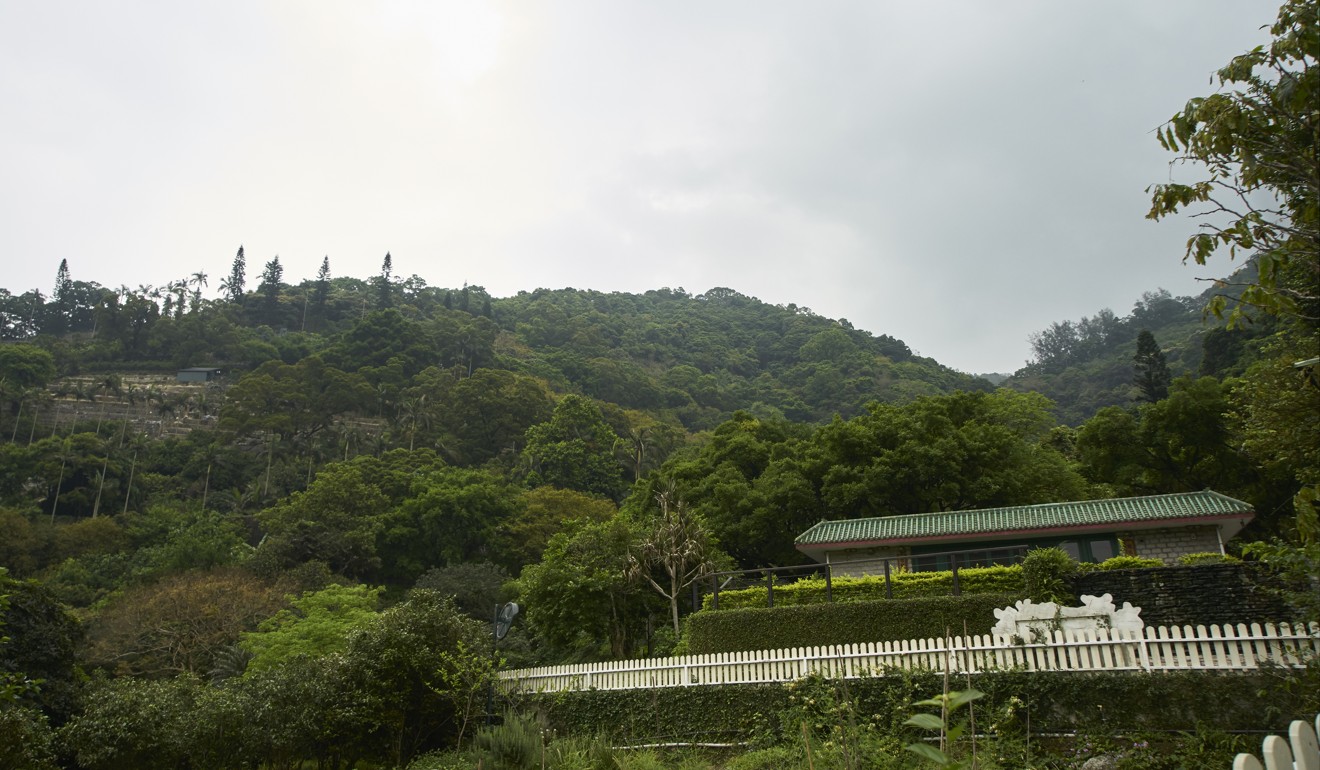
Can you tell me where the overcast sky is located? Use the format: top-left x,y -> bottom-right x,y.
0,1 -> 1280,374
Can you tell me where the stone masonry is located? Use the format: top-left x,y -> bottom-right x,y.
1074,563 -> 1297,627
1119,525 -> 1222,565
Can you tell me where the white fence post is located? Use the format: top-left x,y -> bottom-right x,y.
1232,714 -> 1319,770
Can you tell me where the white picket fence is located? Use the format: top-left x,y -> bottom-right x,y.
1233,715 -> 1320,770
501,621 -> 1320,694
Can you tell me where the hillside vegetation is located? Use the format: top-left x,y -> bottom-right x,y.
2,1 -> 1318,761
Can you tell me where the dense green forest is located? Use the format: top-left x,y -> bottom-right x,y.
1,246 -> 1314,767
1003,262 -> 1283,425
3,1 -> 1318,765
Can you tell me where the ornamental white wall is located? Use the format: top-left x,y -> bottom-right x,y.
992,593 -> 1144,640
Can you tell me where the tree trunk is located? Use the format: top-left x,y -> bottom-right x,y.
669,574 -> 681,637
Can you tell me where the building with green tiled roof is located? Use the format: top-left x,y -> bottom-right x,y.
794,490 -> 1254,574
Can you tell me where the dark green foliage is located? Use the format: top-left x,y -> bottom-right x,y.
256,255 -> 284,325
1178,552 -> 1240,566
223,246 -> 246,303
415,562 -> 513,619
1008,290 -> 1207,424
663,391 -> 1086,568
1021,547 -> 1078,603
219,355 -> 372,442
1075,376 -> 1263,509
1147,0 -> 1319,329
376,251 -> 395,310
255,450 -> 446,579
0,573 -> 82,723
517,517 -> 652,661
0,344 -> 57,394
1133,330 -> 1171,402
0,703 -> 59,770
683,593 -> 1021,654
519,671 -> 1312,748
1095,556 -> 1164,571
472,711 -> 544,770
522,395 -> 626,499
58,675 -> 200,770
379,467 -> 522,580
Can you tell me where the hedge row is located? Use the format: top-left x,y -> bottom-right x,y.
684,592 -> 1022,654
516,670 -> 1311,745
704,565 -> 1025,611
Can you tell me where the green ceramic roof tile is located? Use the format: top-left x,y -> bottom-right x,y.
795,490 -> 1253,546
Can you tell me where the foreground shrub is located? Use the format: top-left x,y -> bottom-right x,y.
1096,556 -> 1164,571
474,711 -> 545,770
1021,548 -> 1077,603
0,705 -> 59,770
1178,552 -> 1240,566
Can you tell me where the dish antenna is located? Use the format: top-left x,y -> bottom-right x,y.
494,602 -> 520,640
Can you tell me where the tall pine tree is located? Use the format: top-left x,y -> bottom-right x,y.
258,256 -> 284,325
1133,329 -> 1172,402
222,246 -> 247,303
313,256 -> 331,326
374,252 -> 394,310
46,259 -> 73,334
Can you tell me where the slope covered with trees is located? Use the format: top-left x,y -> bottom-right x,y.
1,1 -> 1317,765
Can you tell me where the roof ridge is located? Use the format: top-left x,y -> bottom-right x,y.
795,490 -> 1254,546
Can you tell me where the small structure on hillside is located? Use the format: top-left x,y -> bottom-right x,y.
176,367 -> 222,383
795,490 -> 1254,576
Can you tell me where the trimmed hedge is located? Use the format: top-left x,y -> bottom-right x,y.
516,670 -> 1311,745
684,592 -> 1021,654
705,565 -> 1025,611
1094,556 -> 1164,571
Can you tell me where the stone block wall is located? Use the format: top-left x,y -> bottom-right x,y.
1119,525 -> 1221,565
1073,563 -> 1297,627
827,547 -> 909,578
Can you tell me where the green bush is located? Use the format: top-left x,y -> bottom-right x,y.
1096,556 -> 1165,571
542,735 -> 618,770
722,745 -> 806,770
1021,548 -> 1078,603
0,705 -> 59,770
1178,552 -> 1240,566
685,593 -> 1020,654
406,749 -> 476,770
704,565 -> 1025,611
473,711 -> 545,770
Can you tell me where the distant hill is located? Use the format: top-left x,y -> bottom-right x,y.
1003,263 -> 1274,425
1,275 -> 992,434
487,286 -> 992,428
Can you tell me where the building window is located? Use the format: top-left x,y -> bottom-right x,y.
1089,539 -> 1117,561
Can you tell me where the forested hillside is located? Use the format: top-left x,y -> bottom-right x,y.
2,255 -> 1315,767
1005,263 -> 1278,425
1,1 -> 1317,767
1,256 -> 987,431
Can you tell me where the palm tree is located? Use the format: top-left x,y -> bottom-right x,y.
396,394 -> 434,451
615,424 -> 659,483
167,279 -> 187,319
22,388 -> 52,446
189,271 -> 209,313
121,432 -> 150,515
91,435 -> 114,518
48,432 -> 77,523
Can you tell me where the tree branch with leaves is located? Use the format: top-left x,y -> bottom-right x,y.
1146,0 -> 1319,327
